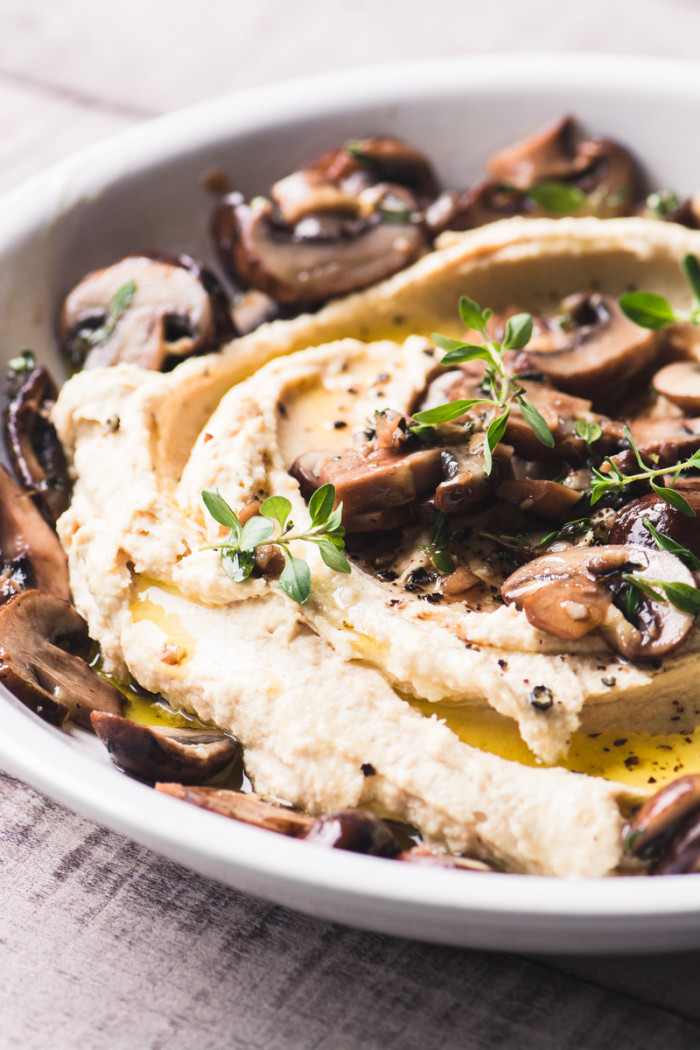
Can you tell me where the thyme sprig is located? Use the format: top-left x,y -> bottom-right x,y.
201,483 -> 350,604
588,426 -> 700,517
619,253 -> 700,329
620,572 -> 700,616
77,279 -> 136,351
412,296 -> 554,474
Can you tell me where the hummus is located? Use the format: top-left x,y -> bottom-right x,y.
53,217 -> 700,877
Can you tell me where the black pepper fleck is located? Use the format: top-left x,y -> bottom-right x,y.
498,659 -> 508,671
333,420 -> 348,429
624,755 -> 640,769
613,738 -> 627,747
361,763 -> 376,777
529,685 -> 553,712
601,676 -> 616,688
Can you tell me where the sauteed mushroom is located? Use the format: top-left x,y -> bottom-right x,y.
0,589 -> 123,727
609,491 -> 700,560
59,253 -> 235,370
156,782 -> 401,856
4,364 -> 70,524
502,544 -> 696,659
213,191 -> 426,306
514,293 -> 660,402
625,774 -> 700,862
0,464 -> 69,602
445,116 -> 643,230
652,361 -> 700,414
301,809 -> 401,857
212,136 -> 435,305
91,711 -> 240,784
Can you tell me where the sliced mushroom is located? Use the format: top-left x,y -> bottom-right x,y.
317,446 -> 443,527
0,463 -> 69,602
513,293 -> 660,402
501,543 -> 696,659
501,547 -> 612,640
4,364 -> 70,524
0,589 -> 123,727
609,491 -> 700,560
628,416 -> 700,464
156,783 -> 314,835
398,844 -> 493,871
300,809 -> 401,857
434,435 -> 506,513
212,192 -> 426,306
445,116 -> 643,231
625,774 -> 700,861
652,361 -> 700,414
497,478 -> 583,522
59,253 -> 235,370
90,711 -> 239,783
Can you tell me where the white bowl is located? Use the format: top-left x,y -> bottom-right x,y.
3,53 -> 700,954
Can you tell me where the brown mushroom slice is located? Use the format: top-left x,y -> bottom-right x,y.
653,818 -> 700,874
501,544 -> 696,659
502,549 -> 612,640
398,845 -> 493,871
0,589 -> 124,728
319,446 -> 443,520
652,361 -> 700,414
486,115 -> 595,190
446,117 -> 642,230
609,491 -> 700,560
434,436 -> 505,514
497,479 -> 583,522
90,711 -> 239,784
156,783 -> 314,835
0,464 -> 69,602
628,417 -> 700,464
625,774 -> 700,861
212,194 -> 426,305
515,293 -> 660,401
4,364 -> 70,524
596,546 -> 696,661
59,253 -> 235,370
300,809 -> 401,857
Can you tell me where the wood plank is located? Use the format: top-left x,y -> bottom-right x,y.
2,772 -> 700,1050
0,0 -> 699,116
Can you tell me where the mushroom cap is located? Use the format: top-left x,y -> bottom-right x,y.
3,364 -> 70,525
515,293 -> 660,402
609,491 -> 700,560
0,463 -> 70,603
0,589 -> 123,727
213,194 -> 426,306
90,711 -> 240,784
59,253 -> 234,370
653,360 -> 700,414
625,774 -> 700,861
501,543 -> 697,659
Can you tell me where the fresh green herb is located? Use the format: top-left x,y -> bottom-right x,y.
527,181 -> 587,215
412,296 -> 553,471
574,418 -> 603,451
588,426 -> 700,516
7,349 -> 36,373
422,511 -> 456,575
537,517 -> 593,547
645,189 -> 682,220
375,199 -> 413,224
619,253 -> 700,328
77,279 -> 137,352
620,572 -> 700,616
643,517 -> 700,570
201,483 -> 351,604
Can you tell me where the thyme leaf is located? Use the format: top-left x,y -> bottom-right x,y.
201,482 -> 350,604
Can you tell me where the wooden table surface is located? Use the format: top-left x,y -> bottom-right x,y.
3,3 -> 700,1048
